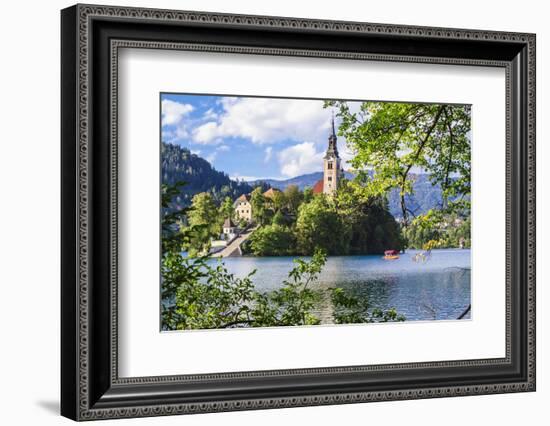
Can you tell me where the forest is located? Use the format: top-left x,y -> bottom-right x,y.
161,142 -> 266,210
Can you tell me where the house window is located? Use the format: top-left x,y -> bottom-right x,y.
328,176 -> 332,182
328,162 -> 333,170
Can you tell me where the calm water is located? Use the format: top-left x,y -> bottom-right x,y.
213,249 -> 471,323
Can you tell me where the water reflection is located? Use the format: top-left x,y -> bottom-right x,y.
215,249 -> 471,322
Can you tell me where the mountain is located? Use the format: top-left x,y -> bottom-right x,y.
249,172 -> 324,191
250,172 -> 446,218
386,175 -> 445,218
162,142 -> 452,218
161,143 -> 257,208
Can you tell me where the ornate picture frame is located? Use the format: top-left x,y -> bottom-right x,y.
61,4 -> 535,421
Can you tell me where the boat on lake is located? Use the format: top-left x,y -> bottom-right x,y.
383,249 -> 400,260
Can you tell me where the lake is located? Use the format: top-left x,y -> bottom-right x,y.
214,249 -> 471,323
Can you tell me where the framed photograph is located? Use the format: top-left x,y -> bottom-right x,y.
61,4 -> 536,421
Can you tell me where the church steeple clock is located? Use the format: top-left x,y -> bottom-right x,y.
323,115 -> 342,196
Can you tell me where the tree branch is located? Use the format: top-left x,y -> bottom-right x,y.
399,106 -> 445,224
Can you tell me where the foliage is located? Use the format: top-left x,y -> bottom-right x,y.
161,181 -> 207,255
250,249 -> 326,326
295,195 -> 351,255
248,224 -> 296,256
237,217 -> 249,228
250,187 -> 268,225
172,254 -> 258,330
330,288 -> 406,324
403,209 -> 470,249
284,184 -> 304,214
272,210 -> 286,226
219,196 -> 234,222
334,179 -> 404,254
161,181 -> 188,254
303,187 -> 314,203
164,249 -> 327,329
271,190 -> 287,213
326,101 -> 471,225
185,192 -> 221,257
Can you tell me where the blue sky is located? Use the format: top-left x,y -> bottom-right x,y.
160,93 -> 356,181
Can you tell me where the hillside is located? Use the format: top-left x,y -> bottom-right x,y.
161,143 -> 256,208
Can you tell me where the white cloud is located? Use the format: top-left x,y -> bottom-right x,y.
264,146 -> 273,163
339,143 -> 356,170
192,98 -> 333,145
217,145 -> 230,152
278,142 -> 324,178
161,99 -> 193,126
203,108 -> 218,120
193,122 -> 222,144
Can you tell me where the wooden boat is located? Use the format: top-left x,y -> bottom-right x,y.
383,249 -> 400,260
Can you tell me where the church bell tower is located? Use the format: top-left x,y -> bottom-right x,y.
323,116 -> 342,196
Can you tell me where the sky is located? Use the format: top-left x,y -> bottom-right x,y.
160,93 -> 358,181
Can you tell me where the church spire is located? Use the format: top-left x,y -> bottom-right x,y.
321,113 -> 342,196
324,113 -> 339,159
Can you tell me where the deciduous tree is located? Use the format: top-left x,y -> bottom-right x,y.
326,101 -> 471,225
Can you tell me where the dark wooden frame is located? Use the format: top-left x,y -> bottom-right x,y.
61,4 -> 536,421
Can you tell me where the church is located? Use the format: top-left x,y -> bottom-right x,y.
234,117 -> 344,223
312,117 -> 344,196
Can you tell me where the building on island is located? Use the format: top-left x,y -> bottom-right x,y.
233,188 -> 283,222
262,187 -> 281,200
234,194 -> 252,222
222,218 -> 237,235
312,116 -> 344,196
233,117 -> 343,221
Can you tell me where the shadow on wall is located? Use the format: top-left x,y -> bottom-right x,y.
35,400 -> 59,416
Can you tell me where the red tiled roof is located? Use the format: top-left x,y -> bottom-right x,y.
312,179 -> 324,194
233,193 -> 251,207
235,194 -> 250,202
263,188 -> 281,199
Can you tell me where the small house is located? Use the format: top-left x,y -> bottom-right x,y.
234,194 -> 252,222
222,218 -> 237,240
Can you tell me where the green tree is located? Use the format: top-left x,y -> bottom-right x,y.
272,190 -> 287,213
249,224 -> 296,256
303,187 -> 314,203
284,184 -> 304,214
334,180 -> 404,254
219,196 -> 234,221
272,210 -> 287,226
250,187 -> 267,225
326,101 -> 471,225
185,192 -> 220,256
403,209 -> 470,249
295,195 -> 350,255
166,249 -> 328,329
